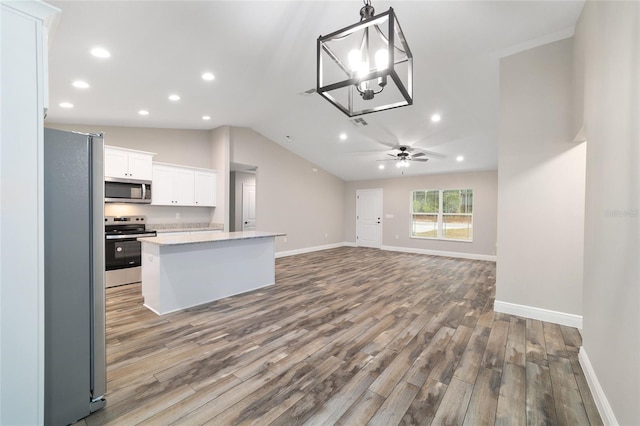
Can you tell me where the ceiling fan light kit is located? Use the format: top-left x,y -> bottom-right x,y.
317,0 -> 413,117
377,145 -> 429,170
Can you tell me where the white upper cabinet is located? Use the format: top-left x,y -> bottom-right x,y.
104,146 -> 155,181
194,170 -> 217,207
152,163 -> 216,207
150,164 -> 176,205
173,167 -> 195,205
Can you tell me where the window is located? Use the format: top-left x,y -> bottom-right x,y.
411,189 -> 473,241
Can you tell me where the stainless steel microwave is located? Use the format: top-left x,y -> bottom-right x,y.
104,178 -> 152,203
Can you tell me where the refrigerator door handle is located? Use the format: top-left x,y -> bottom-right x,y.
90,134 -> 107,405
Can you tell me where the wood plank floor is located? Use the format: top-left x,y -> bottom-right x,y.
76,247 -> 602,425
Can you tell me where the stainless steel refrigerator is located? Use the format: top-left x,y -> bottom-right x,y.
44,128 -> 106,425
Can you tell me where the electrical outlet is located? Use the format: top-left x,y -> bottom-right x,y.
395,235 -> 399,239
284,237 -> 287,243
324,232 -> 328,238
175,212 -> 180,220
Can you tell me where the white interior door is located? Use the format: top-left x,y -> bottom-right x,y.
356,189 -> 382,248
242,183 -> 256,231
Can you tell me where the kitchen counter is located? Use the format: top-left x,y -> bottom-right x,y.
138,231 -> 284,246
139,230 -> 285,315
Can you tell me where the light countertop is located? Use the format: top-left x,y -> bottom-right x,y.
138,231 -> 285,246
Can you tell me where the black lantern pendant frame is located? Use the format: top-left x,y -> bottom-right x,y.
317,6 -> 413,117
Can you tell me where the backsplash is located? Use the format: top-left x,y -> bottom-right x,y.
104,203 -> 215,225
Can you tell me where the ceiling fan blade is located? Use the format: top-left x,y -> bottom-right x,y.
386,153 -> 398,158
411,152 -> 426,158
409,147 -> 446,159
412,158 -> 429,162
350,118 -> 399,148
376,159 -> 397,162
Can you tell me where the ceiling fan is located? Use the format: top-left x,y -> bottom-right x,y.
378,145 -> 429,168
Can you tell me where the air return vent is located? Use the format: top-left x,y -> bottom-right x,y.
350,117 -> 369,127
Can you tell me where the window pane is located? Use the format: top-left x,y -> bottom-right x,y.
412,214 -> 438,237
443,214 -> 472,240
412,190 -> 438,213
443,189 -> 473,213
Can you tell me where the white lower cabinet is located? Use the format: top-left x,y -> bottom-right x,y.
152,163 -> 216,207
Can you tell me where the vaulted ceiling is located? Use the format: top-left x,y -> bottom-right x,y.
46,1 -> 584,181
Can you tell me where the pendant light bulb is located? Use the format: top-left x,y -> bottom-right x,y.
348,49 -> 362,72
375,49 -> 388,71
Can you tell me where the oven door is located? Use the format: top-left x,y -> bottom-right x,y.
105,238 -> 141,271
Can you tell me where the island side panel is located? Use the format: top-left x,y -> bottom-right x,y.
141,241 -> 162,314
142,236 -> 276,315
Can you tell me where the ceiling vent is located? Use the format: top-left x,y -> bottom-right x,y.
350,117 -> 369,127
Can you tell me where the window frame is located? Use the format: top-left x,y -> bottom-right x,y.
410,188 -> 473,242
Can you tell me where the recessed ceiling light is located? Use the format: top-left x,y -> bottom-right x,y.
59,102 -> 74,108
90,47 -> 110,58
378,164 -> 385,170
72,80 -> 90,89
456,155 -> 464,162
431,113 -> 441,123
339,133 -> 347,141
168,94 -> 180,101
138,110 -> 149,116
202,115 -> 211,120
202,72 -> 215,81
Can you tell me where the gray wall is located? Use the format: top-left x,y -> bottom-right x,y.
345,171 -> 498,257
229,126 -> 345,253
496,38 -> 586,316
210,126 -> 229,228
575,2 -> 640,424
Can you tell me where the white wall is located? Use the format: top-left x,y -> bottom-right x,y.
345,171 -> 498,259
575,2 -> 640,424
496,38 -> 586,319
229,127 -> 345,253
1,3 -> 59,423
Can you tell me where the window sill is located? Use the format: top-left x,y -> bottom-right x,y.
410,236 -> 473,243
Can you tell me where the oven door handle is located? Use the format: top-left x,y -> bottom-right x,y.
105,233 -> 157,240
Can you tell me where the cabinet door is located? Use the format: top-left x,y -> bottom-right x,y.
104,147 -> 129,179
127,152 -> 153,180
151,165 -> 175,205
194,171 -> 216,207
173,168 -> 195,205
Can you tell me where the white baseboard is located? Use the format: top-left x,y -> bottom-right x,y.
275,242 -> 352,258
493,300 -> 583,328
381,245 -> 497,262
579,347 -> 619,426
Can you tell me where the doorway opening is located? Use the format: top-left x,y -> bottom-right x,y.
229,163 -> 257,232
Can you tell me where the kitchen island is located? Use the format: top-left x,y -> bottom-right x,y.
138,231 -> 285,315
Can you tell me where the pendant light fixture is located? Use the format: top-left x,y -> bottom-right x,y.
317,0 -> 413,117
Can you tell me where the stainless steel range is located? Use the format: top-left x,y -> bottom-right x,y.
105,216 -> 156,287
